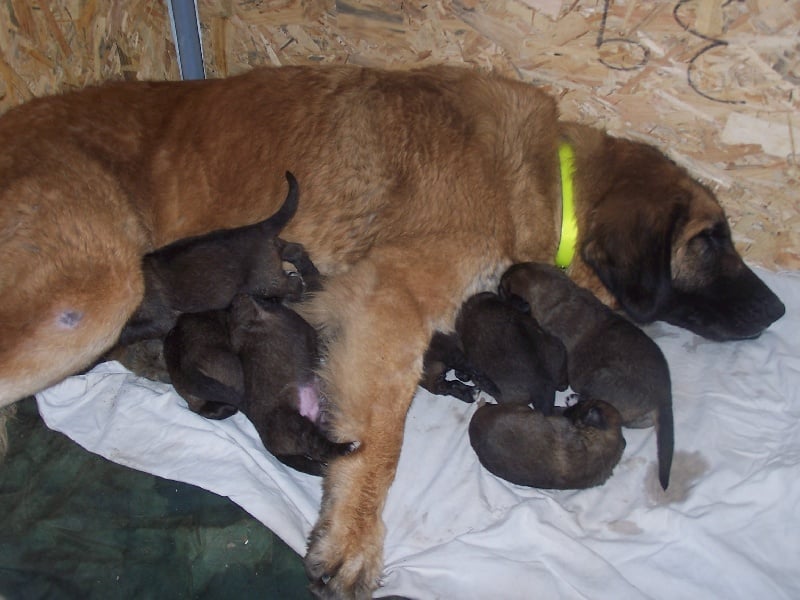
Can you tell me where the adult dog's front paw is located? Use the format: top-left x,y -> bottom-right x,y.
305,512 -> 385,600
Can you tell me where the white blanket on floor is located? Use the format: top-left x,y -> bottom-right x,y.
36,268 -> 800,599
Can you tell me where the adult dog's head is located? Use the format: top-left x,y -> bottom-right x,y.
567,126 -> 785,341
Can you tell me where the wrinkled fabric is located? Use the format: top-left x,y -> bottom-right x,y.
37,268 -> 800,599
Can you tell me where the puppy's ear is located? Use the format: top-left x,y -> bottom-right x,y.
227,293 -> 265,348
504,292 -> 531,314
583,406 -> 608,429
582,405 -> 607,429
564,399 -> 608,429
582,201 -> 685,323
229,293 -> 261,321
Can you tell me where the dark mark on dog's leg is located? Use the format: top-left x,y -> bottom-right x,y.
57,310 -> 83,329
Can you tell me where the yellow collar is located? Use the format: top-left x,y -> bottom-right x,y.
555,142 -> 578,269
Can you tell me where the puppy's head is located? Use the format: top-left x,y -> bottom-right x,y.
563,397 -> 622,432
577,137 -> 785,341
499,262 -> 573,311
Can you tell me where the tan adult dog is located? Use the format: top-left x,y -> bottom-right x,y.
0,65 -> 785,598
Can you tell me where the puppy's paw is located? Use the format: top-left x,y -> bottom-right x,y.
444,379 -> 478,404
195,400 -> 238,420
305,512 -> 385,600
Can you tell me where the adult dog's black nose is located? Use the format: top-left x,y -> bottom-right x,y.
725,267 -> 786,339
663,266 -> 786,341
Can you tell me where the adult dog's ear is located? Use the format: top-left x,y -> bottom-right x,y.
581,197 -> 684,324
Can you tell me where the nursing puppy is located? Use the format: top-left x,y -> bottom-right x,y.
164,294 -> 350,475
469,398 -> 625,489
0,65 -> 786,597
118,171 -> 320,345
421,292 -> 567,413
501,262 -> 674,489
228,295 -> 352,476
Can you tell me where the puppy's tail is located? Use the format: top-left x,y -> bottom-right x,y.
260,171 -> 299,235
656,399 -> 674,490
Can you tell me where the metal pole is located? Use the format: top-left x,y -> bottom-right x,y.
167,0 -> 205,80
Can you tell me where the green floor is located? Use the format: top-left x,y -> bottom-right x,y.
0,397 -> 311,599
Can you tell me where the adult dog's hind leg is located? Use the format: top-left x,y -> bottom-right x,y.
0,170 -> 148,413
0,249 -> 146,408
0,249 -> 145,460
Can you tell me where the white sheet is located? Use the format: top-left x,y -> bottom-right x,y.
36,267 -> 800,599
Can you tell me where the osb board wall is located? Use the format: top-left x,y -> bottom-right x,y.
0,1 -> 178,108
199,0 -> 799,270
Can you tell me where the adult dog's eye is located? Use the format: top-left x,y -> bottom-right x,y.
693,229 -> 713,245
689,224 -> 729,262
694,224 -> 727,245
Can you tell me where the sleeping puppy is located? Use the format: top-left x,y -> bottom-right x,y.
118,171 -> 320,345
163,310 -> 242,420
164,294 -> 350,475
421,292 -> 568,414
468,398 -> 626,489
0,65 -> 786,597
501,262 -> 674,490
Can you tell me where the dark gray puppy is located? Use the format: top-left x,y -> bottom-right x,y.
501,262 -> 674,489
228,294 -> 351,475
164,294 -> 350,476
469,399 -> 626,489
118,171 -> 320,345
423,292 -> 568,414
163,310 -> 243,420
